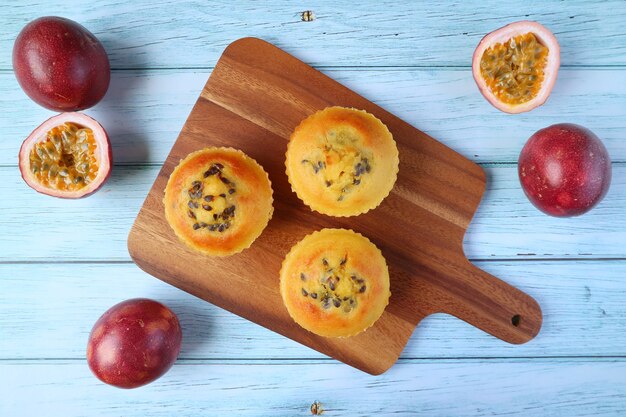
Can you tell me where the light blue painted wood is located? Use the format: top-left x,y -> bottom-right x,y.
1,261 -> 625,360
1,1 -> 626,416
1,1 -> 626,69
1,360 -> 625,416
0,165 -> 623,261
466,165 -> 625,259
2,68 -> 626,165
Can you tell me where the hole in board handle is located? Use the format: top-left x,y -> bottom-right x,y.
511,314 -> 521,327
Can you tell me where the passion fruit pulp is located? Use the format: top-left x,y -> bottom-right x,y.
472,21 -> 560,114
19,113 -> 112,198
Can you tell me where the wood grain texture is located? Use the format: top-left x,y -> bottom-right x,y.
129,38 -> 542,374
1,0 -> 626,69
2,360 -> 625,417
1,165 -> 624,262
3,68 -> 626,165
1,262 -> 624,360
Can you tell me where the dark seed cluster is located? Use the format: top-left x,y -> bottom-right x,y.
188,180 -> 203,199
301,155 -> 372,201
302,159 -> 326,174
354,158 -> 371,176
299,255 -> 367,313
203,163 -> 223,177
186,163 -> 237,233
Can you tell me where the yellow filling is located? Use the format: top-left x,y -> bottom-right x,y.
29,122 -> 99,191
480,32 -> 548,105
301,127 -> 373,202
299,254 -> 368,314
185,163 -> 238,233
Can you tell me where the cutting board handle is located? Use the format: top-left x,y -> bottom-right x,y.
438,261 -> 542,344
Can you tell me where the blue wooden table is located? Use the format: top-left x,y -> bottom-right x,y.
1,1 -> 625,416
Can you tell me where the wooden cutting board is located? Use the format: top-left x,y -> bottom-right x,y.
128,37 -> 542,375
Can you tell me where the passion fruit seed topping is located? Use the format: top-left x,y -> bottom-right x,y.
479,32 -> 548,105
28,122 -> 99,191
186,163 -> 237,233
299,255 -> 367,313
301,141 -> 372,202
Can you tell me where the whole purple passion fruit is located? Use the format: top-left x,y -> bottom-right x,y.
87,299 -> 183,389
518,123 -> 611,217
13,16 -> 110,111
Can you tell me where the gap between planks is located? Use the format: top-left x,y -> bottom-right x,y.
2,257 -> 626,265
2,65 -> 626,73
2,357 -> 625,363
1,160 -> 625,169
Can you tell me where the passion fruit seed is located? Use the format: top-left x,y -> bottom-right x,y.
302,146 -> 372,202
186,163 -> 237,233
299,255 -> 367,313
28,122 -> 98,191
310,401 -> 324,416
480,32 -> 548,105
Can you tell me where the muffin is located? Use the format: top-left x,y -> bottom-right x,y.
285,107 -> 399,217
164,147 -> 273,256
280,228 -> 391,337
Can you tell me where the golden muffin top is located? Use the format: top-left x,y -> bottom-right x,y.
286,107 -> 399,217
164,147 -> 273,257
280,228 -> 391,337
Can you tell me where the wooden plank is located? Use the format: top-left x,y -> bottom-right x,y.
0,166 -> 153,262
466,165 -> 626,259
1,360 -> 625,416
0,70 -> 198,166
127,37 -> 542,375
1,261 -> 625,360
0,165 -> 623,262
3,68 -> 626,165
1,1 -> 626,69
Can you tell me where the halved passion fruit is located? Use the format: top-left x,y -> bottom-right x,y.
472,21 -> 560,114
18,112 -> 112,198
